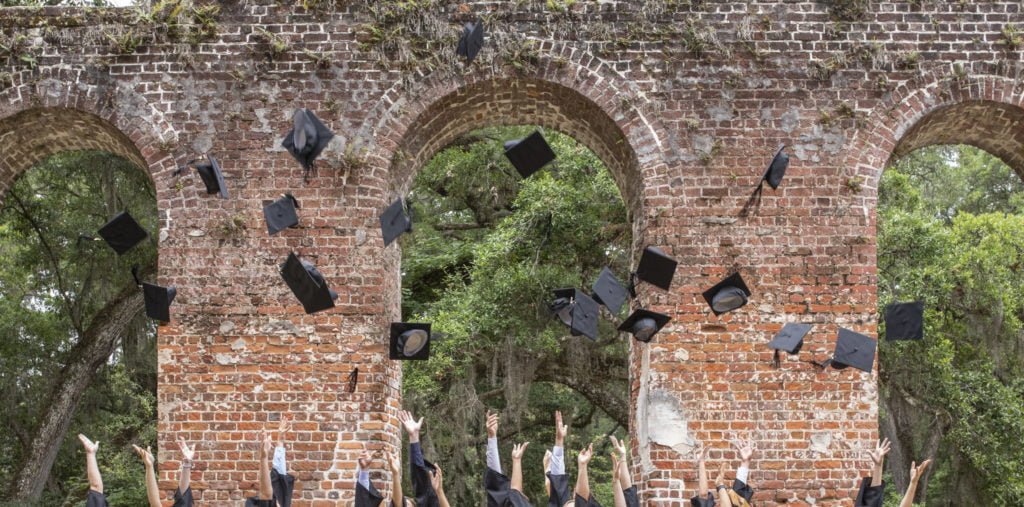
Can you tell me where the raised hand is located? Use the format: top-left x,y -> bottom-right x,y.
512,442 -> 530,460
399,410 -> 423,440
577,443 -> 594,466
868,438 -> 891,466
487,411 -> 499,439
78,434 -> 99,454
544,449 -> 552,472
132,444 -> 154,467
387,451 -> 401,474
555,410 -> 569,446
609,435 -> 627,462
694,443 -> 711,463
178,438 -> 195,462
910,459 -> 932,482
732,439 -> 754,464
260,430 -> 273,458
277,414 -> 292,444
714,462 -> 726,486
430,464 -> 444,492
359,448 -> 375,470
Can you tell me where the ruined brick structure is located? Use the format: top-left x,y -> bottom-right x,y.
2,1 -> 1024,505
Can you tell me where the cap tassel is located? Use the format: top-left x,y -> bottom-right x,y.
76,234 -> 98,245
346,367 -> 358,393
772,349 -> 781,369
130,265 -> 142,287
627,272 -> 638,298
809,357 -> 832,370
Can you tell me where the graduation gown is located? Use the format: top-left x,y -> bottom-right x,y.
732,479 -> 754,505
172,487 -> 194,507
574,494 -> 602,507
245,498 -> 275,507
855,477 -> 885,507
690,492 -> 715,507
356,480 -> 385,507
547,472 -> 571,507
622,485 -> 640,507
484,467 -> 534,507
271,469 -> 296,507
86,490 -> 108,507
409,443 -> 440,507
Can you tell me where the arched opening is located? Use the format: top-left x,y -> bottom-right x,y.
877,99 -> 1024,504
0,107 -> 159,505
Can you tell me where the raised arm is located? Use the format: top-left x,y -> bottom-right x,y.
431,464 -> 451,507
78,434 -> 103,494
511,442 -> 529,493
610,453 -> 626,507
574,443 -> 594,500
273,414 -> 292,475
259,430 -> 274,499
714,463 -> 733,507
132,445 -> 161,507
899,460 -> 931,507
486,411 -> 502,473
868,438 -> 890,487
387,451 -> 404,507
178,438 -> 195,495
544,450 -> 552,496
696,444 -> 710,499
610,435 -> 632,490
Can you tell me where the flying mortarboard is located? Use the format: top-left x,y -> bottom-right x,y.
591,267 -> 630,315
701,272 -> 751,316
825,327 -> 877,373
177,154 -> 229,199
456,21 -> 485,63
97,211 -> 148,255
263,194 -> 300,235
389,322 -> 431,361
279,252 -> 337,314
380,197 -> 413,247
633,246 -> 678,293
504,131 -> 556,179
768,322 -> 812,367
132,266 -> 176,323
282,108 -> 334,173
760,145 -> 789,191
550,288 -> 600,341
883,301 -> 924,341
618,308 -> 671,343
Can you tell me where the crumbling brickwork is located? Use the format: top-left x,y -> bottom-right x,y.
2,1 -> 1024,505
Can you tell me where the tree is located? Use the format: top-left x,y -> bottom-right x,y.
401,126 -> 630,504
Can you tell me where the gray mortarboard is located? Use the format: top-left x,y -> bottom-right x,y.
279,252 -> 337,314
618,308 -> 671,343
184,155 -> 228,199
263,194 -> 300,235
97,211 -> 148,255
634,246 -> 677,292
282,108 -> 334,171
132,266 -> 176,323
884,301 -> 924,341
390,322 -> 431,361
768,322 -> 812,367
504,131 -> 556,179
592,267 -> 630,315
828,327 -> 877,373
701,272 -> 751,316
456,21 -> 485,63
550,288 -> 600,341
760,145 -> 789,191
380,198 -> 413,247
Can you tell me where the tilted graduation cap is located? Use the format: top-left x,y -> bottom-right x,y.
263,194 -> 300,235
824,327 -> 877,373
282,108 -> 334,173
592,267 -> 630,315
279,252 -> 338,314
633,246 -> 677,293
177,154 -> 228,199
96,211 -> 149,255
768,322 -> 812,367
618,308 -> 671,343
132,266 -> 176,323
380,197 -> 413,247
503,131 -> 556,179
456,21 -> 485,63
884,301 -> 924,341
390,322 -> 431,360
549,288 -> 600,341
760,145 -> 790,191
701,272 -> 751,316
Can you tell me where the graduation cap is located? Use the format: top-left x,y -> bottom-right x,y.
282,108 -> 334,174
132,266 -> 176,323
263,194 -> 300,235
760,145 -> 789,191
380,197 -> 413,247
389,322 -> 431,360
279,252 -> 337,314
633,246 -> 677,293
768,322 -> 812,367
97,211 -> 149,255
883,301 -> 924,341
503,131 -> 556,179
819,327 -> 877,373
456,21 -> 485,62
701,272 -> 751,316
617,308 -> 671,343
592,267 -> 630,315
549,288 -> 600,341
176,155 -> 228,199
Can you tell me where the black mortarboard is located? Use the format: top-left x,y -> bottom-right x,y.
761,145 -> 789,190
279,252 -> 337,314
769,323 -> 812,355
190,155 -> 228,199
456,21 -> 485,63
97,211 -> 148,255
592,267 -> 630,315
829,327 -> 877,373
701,272 -> 751,316
618,308 -> 671,343
883,301 -> 924,341
389,322 -> 431,360
504,131 -> 556,179
549,288 -> 600,341
282,108 -> 334,171
263,194 -> 300,235
380,198 -> 413,247
634,246 -> 677,292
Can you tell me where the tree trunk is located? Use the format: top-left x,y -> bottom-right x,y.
535,345 -> 630,427
10,285 -> 145,501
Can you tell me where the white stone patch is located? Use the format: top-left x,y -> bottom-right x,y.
214,353 -> 239,365
220,320 -> 236,334
188,229 -> 205,237
810,432 -> 832,454
231,338 -> 247,352
646,390 -> 696,454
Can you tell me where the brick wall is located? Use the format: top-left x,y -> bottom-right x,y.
2,1 -> 1024,505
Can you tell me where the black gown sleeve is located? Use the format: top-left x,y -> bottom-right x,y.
485,467 -> 512,507
172,486 -> 194,507
85,490 -> 109,507
690,492 -> 715,507
622,485 -> 640,507
855,476 -> 885,507
245,498 -> 275,507
546,473 -> 571,507
509,488 -> 534,507
409,453 -> 440,507
574,494 -> 603,507
356,480 -> 385,507
732,478 -> 754,504
270,469 -> 296,507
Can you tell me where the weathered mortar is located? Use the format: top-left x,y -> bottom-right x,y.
3,1 -> 1024,505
